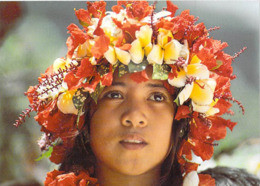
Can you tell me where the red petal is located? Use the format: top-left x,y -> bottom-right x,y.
75,9 -> 92,26
130,70 -> 149,83
76,58 -> 96,78
214,98 -> 232,116
66,24 -> 88,58
101,71 -> 113,86
175,105 -> 191,120
118,43 -> 132,51
125,1 -> 152,21
166,0 -> 178,17
112,5 -> 124,14
91,35 -> 110,59
198,174 -> 216,186
86,1 -> 106,18
64,71 -> 81,90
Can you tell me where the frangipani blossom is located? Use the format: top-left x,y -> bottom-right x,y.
147,28 -> 189,64
57,89 -> 78,115
177,78 -> 217,113
76,40 -> 94,58
104,46 -> 131,65
129,25 -> 153,64
168,55 -> 210,88
53,58 -> 67,73
168,55 -> 218,113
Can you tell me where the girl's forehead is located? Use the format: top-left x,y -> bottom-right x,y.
113,72 -> 165,88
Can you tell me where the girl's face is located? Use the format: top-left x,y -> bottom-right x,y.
90,69 -> 175,176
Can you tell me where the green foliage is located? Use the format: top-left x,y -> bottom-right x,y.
35,146 -> 53,161
128,59 -> 148,73
152,63 -> 169,80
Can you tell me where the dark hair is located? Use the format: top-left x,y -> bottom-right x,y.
201,166 -> 260,186
59,90 -> 189,185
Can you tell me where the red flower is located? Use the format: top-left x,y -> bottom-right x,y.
91,35 -> 110,59
66,24 -> 89,58
170,10 -> 196,40
45,169 -> 98,186
192,37 -> 230,74
112,18 -> 141,44
86,1 -> 106,18
166,0 -> 178,17
75,9 -> 92,27
76,58 -> 96,78
126,1 -> 152,21
175,105 -> 191,120
116,1 -> 152,21
112,4 -> 124,14
198,174 -> 215,186
64,58 -> 101,91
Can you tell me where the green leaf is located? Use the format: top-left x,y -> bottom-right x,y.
90,82 -> 105,104
174,97 -> 180,106
128,59 -> 148,73
152,64 -> 170,80
211,60 -> 223,70
118,63 -> 129,77
97,63 -> 110,77
35,146 -> 53,161
79,20 -> 89,27
72,88 -> 89,110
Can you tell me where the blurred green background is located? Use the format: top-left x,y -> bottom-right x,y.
0,1 -> 259,185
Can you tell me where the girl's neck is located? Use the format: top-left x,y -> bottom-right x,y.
95,163 -> 161,186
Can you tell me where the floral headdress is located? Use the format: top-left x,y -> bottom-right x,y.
14,1 -> 246,185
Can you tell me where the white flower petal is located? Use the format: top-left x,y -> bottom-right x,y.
147,45 -> 164,64
180,40 -> 190,62
183,171 -> 199,186
142,10 -> 171,23
164,40 -> 182,64
178,82 -> 194,105
192,101 -> 211,113
115,47 -> 131,65
53,58 -> 66,73
186,64 -> 210,80
205,107 -> 220,116
136,25 -> 152,47
190,79 -> 216,105
104,46 -> 117,65
57,90 -> 78,115
129,39 -> 144,64
168,68 -> 187,88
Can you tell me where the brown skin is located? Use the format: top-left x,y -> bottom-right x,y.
90,69 -> 175,186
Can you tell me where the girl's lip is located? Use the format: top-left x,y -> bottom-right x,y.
119,134 -> 148,150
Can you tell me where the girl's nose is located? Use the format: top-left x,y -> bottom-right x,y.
120,101 -> 148,128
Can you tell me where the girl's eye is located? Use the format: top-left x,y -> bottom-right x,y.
104,91 -> 123,99
149,93 -> 166,102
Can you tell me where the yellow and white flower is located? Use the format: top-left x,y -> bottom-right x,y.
104,46 -> 131,65
129,25 -> 153,64
147,28 -> 189,64
57,89 -> 78,115
169,55 -> 218,114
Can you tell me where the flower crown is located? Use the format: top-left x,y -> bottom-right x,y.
14,1 -> 246,184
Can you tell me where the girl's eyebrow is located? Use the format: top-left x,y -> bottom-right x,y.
111,82 -> 166,90
146,83 -> 166,89
111,81 -> 126,86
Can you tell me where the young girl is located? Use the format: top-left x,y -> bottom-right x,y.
14,1 -> 256,185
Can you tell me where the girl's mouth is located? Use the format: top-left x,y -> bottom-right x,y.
119,135 -> 148,150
